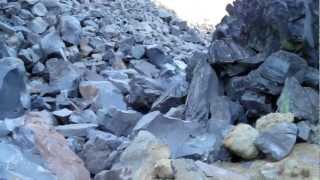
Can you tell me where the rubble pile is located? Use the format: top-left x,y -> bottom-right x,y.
0,0 -> 319,179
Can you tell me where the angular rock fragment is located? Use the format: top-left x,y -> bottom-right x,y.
18,48 -> 40,65
145,46 -> 172,68
277,77 -> 319,123
165,105 -> 185,119
129,60 -> 160,78
28,17 -> 49,34
128,76 -> 163,112
70,109 -> 97,124
224,123 -> 259,159
131,45 -> 145,59
255,122 -> 297,161
227,51 -> 309,97
59,15 -> 82,45
79,80 -> 127,111
97,107 -> 142,136
41,31 -> 65,56
151,80 -> 188,113
240,91 -> 272,118
135,113 -> 221,160
16,113 -> 91,180
296,121 -> 311,142
0,41 -> 16,58
185,60 -> 219,122
46,58 -> 81,92
0,121 -> 10,137
52,108 -> 72,118
112,131 -> 170,180
0,142 -> 57,180
0,57 -> 29,119
255,113 -> 294,132
80,130 -> 126,174
195,161 -> 249,180
55,123 -> 98,137
172,159 -> 207,180
210,96 -> 245,124
152,159 -> 175,179
303,67 -> 319,89
32,2 -> 48,16
208,38 -> 253,64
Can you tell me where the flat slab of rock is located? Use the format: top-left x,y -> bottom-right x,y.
98,108 -> 142,136
55,123 -> 98,137
17,113 -> 91,180
135,112 -> 218,159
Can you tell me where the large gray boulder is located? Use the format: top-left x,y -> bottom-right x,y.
79,80 -> 127,111
59,16 -> 82,45
277,77 -> 319,123
255,122 -> 297,161
0,57 -> 29,119
0,142 -> 57,180
97,108 -> 142,136
111,131 -> 170,180
134,112 -> 227,160
46,58 -> 81,92
185,60 -> 219,122
80,130 -> 127,175
224,123 -> 259,160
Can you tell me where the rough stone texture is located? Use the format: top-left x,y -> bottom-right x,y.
224,124 -> 259,159
172,159 -> 207,180
255,122 -> 297,161
135,113 -> 220,160
97,108 -> 142,136
79,80 -> 127,111
185,60 -> 219,122
112,131 -> 171,180
55,123 -> 98,137
277,77 -> 319,123
255,113 -> 295,132
59,16 -> 82,45
0,57 -> 29,119
296,121 -> 311,142
218,143 -> 320,180
21,112 -> 91,180
46,58 -> 81,92
0,142 -> 57,180
40,31 -> 65,56
152,159 -> 175,179
195,161 -> 249,180
80,130 -> 126,175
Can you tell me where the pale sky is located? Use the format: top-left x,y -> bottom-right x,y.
154,0 -> 234,26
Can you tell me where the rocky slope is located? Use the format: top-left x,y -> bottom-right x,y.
0,0 -> 319,179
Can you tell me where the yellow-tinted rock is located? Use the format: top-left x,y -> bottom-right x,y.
218,143 -> 320,180
256,113 -> 294,131
224,123 -> 259,159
